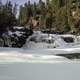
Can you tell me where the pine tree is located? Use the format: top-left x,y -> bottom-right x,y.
13,3 -> 17,17
0,0 -> 2,12
0,0 -> 17,31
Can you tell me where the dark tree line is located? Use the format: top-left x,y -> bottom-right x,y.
18,0 -> 80,34
0,0 -> 80,34
0,0 -> 17,31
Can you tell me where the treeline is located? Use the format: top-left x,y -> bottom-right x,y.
19,0 -> 80,34
0,0 -> 17,31
0,0 -> 80,34
19,0 -> 54,29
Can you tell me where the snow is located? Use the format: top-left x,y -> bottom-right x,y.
1,31 -> 80,62
8,31 -> 25,37
13,26 -> 25,29
23,31 -> 80,49
0,47 -> 70,63
0,46 -> 80,63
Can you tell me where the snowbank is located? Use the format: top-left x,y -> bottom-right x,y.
0,46 -> 80,62
0,47 -> 70,63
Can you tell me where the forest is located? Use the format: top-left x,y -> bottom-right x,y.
0,0 -> 80,34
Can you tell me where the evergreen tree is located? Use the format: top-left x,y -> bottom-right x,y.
13,3 -> 17,16
0,0 -> 2,12
0,0 -> 17,31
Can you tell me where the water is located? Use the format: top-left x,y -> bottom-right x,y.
23,32 -> 80,49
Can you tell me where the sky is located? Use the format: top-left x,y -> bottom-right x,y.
2,0 -> 39,6
1,0 -> 39,18
1,0 -> 46,18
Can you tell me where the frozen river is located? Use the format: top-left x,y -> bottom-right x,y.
0,47 -> 80,80
0,63 -> 80,80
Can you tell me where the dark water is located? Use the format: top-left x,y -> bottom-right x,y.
57,53 -> 80,59
0,63 -> 80,80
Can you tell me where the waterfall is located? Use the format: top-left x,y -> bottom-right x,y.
23,31 -> 80,49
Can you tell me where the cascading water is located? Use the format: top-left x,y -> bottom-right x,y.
23,31 -> 80,49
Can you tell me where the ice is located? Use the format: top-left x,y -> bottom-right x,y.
23,31 -> 80,49
0,47 -> 69,63
0,31 -> 80,62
